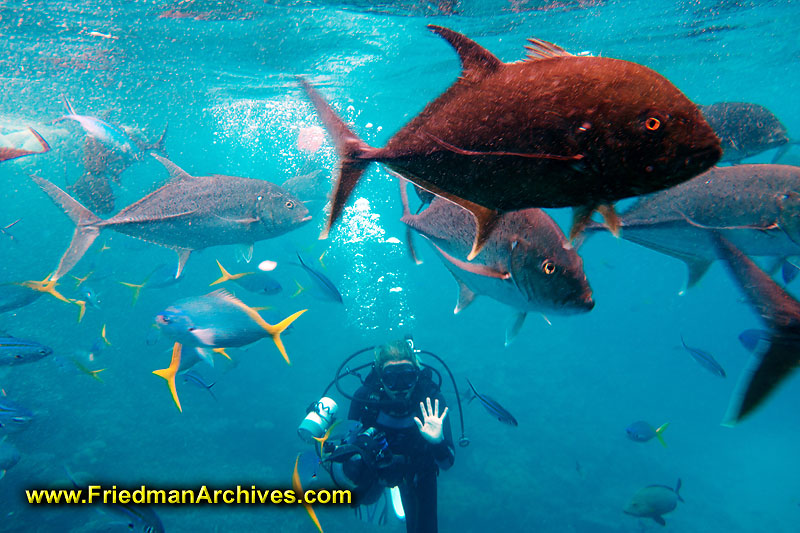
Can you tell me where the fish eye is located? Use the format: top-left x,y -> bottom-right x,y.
285,200 -> 295,209
541,261 -> 556,275
15,354 -> 22,359
645,117 -> 661,131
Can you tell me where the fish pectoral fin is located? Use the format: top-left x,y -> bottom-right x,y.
426,25 -> 502,83
405,227 -> 422,266
425,238 -> 510,280
596,204 -> 621,237
195,347 -> 216,368
174,249 -> 192,279
652,515 -> 666,526
683,257 -> 713,293
505,312 -> 527,347
453,276 -> 477,315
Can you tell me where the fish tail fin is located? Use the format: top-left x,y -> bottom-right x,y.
31,175 -> 101,280
318,250 -> 327,269
119,281 -> 146,306
655,422 -> 669,448
292,280 -> 305,297
74,300 -> 86,323
152,343 -> 183,412
297,77 -> 373,241
262,309 -> 307,365
211,260 -> 234,286
293,454 -> 324,533
89,368 -> 105,382
101,324 -> 111,345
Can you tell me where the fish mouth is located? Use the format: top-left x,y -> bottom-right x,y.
301,215 -> 312,222
685,145 -> 722,171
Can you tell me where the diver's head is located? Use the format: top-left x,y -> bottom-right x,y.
375,340 -> 420,400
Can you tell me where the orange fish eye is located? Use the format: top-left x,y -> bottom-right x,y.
645,117 -> 661,131
285,200 -> 294,209
542,261 -> 556,275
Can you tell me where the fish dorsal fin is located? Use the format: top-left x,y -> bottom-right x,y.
454,277 -> 476,314
524,38 -> 573,62
152,154 -> 195,182
428,25 -> 502,83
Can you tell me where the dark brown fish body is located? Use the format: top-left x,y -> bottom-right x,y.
590,164 -> 800,287
0,128 -> 50,162
33,156 -> 311,280
699,102 -> 790,163
301,25 -> 721,257
401,185 -> 593,343
712,234 -> 800,424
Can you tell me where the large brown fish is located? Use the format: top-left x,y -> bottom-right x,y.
586,164 -> 800,289
300,25 -> 721,259
699,102 -> 795,164
712,233 -> 800,424
0,128 -> 50,162
400,182 -> 593,345
33,155 -> 311,280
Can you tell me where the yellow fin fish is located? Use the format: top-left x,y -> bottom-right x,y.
293,454 -> 323,533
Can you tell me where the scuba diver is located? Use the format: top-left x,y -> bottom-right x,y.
298,337 -> 464,533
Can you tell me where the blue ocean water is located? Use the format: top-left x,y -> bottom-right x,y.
1,0 -> 800,531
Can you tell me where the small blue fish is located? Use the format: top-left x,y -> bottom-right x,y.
0,218 -> 21,242
0,335 -> 53,366
182,370 -> 216,400
294,253 -> 343,304
57,98 -> 143,160
120,263 -> 183,305
211,260 -> 281,295
738,329 -> 771,352
466,379 -> 518,426
0,438 -> 21,479
80,285 -> 101,309
680,336 -> 726,378
626,421 -> 669,447
0,396 -> 34,435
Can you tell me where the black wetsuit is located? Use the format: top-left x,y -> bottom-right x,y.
348,368 -> 455,533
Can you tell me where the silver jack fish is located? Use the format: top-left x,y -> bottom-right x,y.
587,164 -> 800,290
400,181 -> 593,345
33,155 -> 311,281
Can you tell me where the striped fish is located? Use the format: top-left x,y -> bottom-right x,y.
466,379 -> 518,427
0,335 -> 53,366
680,336 -> 726,378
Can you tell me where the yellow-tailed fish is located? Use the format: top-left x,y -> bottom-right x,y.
155,289 -> 306,365
293,454 -> 323,533
101,324 -> 111,346
210,260 -> 253,286
152,343 -> 183,412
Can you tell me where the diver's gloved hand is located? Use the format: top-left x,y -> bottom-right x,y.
414,397 -> 449,444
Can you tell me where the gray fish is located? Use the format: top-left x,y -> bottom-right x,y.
624,479 -> 684,526
65,468 -> 165,533
295,253 -> 343,304
0,396 -> 34,435
680,336 -> 726,378
699,102 -> 795,164
400,182 -> 593,345
466,379 -> 518,426
33,155 -> 311,281
0,335 -> 53,366
587,164 -> 800,290
713,233 -> 800,424
0,283 -> 43,313
0,438 -> 21,479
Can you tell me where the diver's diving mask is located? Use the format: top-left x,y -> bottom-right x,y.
380,363 -> 419,392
